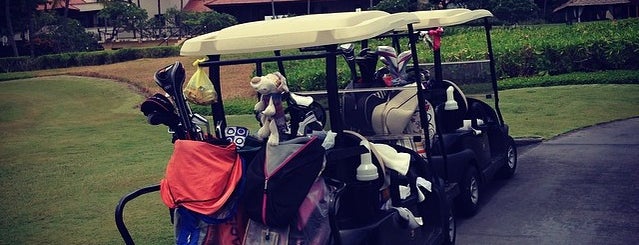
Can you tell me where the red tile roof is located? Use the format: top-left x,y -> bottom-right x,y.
554,0 -> 631,12
206,0 -> 304,6
184,0 -> 213,12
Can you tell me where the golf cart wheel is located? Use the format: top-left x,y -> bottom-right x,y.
444,207 -> 456,245
498,137 -> 518,179
455,165 -> 480,217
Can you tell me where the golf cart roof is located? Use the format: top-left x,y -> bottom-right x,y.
180,11 -> 419,56
395,9 -> 493,31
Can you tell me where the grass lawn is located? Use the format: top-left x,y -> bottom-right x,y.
0,75 -> 637,244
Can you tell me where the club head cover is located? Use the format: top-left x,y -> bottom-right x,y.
141,93 -> 180,127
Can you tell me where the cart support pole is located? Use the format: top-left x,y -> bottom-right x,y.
274,50 -> 287,77
408,24 -> 432,160
484,18 -> 505,125
207,55 -> 227,138
325,44 -> 343,133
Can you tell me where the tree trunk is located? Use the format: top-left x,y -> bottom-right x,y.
4,0 -> 19,57
22,0 -> 36,57
64,0 -> 70,17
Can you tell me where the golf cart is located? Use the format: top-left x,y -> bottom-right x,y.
115,9 -> 514,245
401,9 -> 518,217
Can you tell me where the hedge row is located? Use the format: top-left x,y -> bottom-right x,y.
499,69 -> 639,90
438,18 -> 639,78
0,46 -> 180,73
275,19 -> 639,91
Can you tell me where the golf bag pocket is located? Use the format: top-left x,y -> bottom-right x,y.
242,178 -> 331,245
293,177 -> 331,245
160,140 -> 243,215
173,206 -> 247,245
243,136 -> 325,228
184,58 -> 217,105
243,219 -> 290,245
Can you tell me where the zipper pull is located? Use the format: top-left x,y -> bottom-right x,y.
265,228 -> 270,241
264,178 -> 269,193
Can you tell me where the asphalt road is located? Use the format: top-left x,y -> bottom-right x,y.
456,117 -> 639,245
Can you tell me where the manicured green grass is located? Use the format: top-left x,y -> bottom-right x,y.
0,76 -> 637,244
501,84 -> 639,139
0,76 -> 174,244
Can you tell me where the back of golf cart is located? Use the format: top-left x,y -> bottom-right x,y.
116,10 -> 456,245
400,9 -> 518,217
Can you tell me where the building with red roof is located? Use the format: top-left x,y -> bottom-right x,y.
204,0 -> 380,23
553,0 -> 639,22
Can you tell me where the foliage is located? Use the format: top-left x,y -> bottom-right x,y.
164,8 -> 238,36
419,18 -> 639,78
499,70 -> 639,90
0,0 -> 42,56
0,46 -> 180,72
386,0 -> 541,23
191,97 -> 256,116
0,0 -> 40,34
371,0 -> 417,13
258,19 -> 638,91
98,0 -> 148,41
489,0 -> 539,24
0,71 -> 35,81
31,17 -> 103,55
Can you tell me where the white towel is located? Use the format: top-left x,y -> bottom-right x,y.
370,143 -> 410,175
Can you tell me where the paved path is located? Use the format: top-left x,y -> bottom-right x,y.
457,117 -> 639,245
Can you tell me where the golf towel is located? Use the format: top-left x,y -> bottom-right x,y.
160,140 -> 243,215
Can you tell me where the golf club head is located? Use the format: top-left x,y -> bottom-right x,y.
376,46 -> 398,67
397,50 -> 412,74
380,57 -> 400,78
140,93 -> 179,127
154,62 -> 186,97
356,48 -> 378,83
339,43 -> 357,81
192,113 -> 211,136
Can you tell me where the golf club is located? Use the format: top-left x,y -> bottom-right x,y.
192,113 -> 211,138
154,62 -> 201,141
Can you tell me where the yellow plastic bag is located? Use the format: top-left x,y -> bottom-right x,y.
183,58 -> 217,105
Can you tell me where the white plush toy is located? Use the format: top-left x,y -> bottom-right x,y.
250,72 -> 289,145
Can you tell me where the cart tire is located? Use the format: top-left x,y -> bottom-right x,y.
444,207 -> 456,245
455,166 -> 480,217
498,137 -> 518,179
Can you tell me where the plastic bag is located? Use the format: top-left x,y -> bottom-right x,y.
184,58 -> 217,105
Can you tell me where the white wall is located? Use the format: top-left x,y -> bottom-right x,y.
138,0 -> 184,17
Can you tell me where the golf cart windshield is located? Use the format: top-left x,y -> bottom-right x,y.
404,9 -> 501,123
407,9 -> 495,100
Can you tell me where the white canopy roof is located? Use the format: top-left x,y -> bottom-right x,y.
180,11 -> 419,56
397,9 -> 493,31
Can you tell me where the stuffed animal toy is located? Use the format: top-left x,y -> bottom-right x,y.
250,72 -> 289,145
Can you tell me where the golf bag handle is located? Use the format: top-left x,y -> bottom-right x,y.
115,184 -> 161,245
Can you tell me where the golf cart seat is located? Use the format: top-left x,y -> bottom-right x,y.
437,80 -> 468,133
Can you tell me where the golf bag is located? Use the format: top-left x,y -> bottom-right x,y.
242,136 -> 330,244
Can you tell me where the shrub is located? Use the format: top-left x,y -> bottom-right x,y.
32,53 -> 77,70
142,46 -> 180,58
76,51 -> 108,66
0,57 -> 32,73
499,70 -> 639,90
111,48 -> 143,63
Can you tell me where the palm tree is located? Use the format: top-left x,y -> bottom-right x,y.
4,0 -> 19,56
